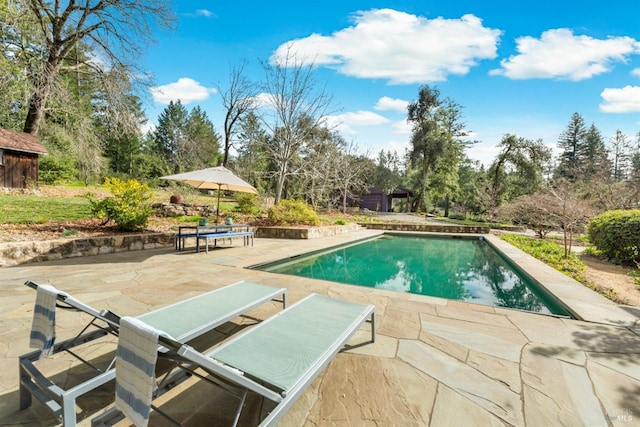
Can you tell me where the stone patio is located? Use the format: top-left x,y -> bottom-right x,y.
1,230 -> 639,426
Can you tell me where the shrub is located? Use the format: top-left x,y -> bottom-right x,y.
88,177 -> 153,231
587,210 -> 640,265
268,199 -> 320,226
448,212 -> 466,220
235,193 -> 262,215
468,214 -> 487,223
335,219 -> 347,225
60,229 -> 78,237
39,154 -> 76,184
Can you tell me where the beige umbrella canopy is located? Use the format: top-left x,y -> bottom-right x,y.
160,166 -> 258,223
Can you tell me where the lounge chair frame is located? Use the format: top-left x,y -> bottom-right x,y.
19,280 -> 287,427
94,293 -> 375,427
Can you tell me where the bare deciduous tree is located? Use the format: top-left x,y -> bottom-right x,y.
501,183 -> 596,257
260,46 -> 336,204
333,141 -> 372,213
547,184 -> 597,258
218,60 -> 258,167
499,193 -> 558,239
20,0 -> 175,135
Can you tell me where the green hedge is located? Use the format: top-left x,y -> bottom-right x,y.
587,209 -> 640,265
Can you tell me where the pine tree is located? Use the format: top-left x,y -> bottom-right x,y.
154,100 -> 189,173
236,112 -> 270,191
407,85 -> 467,212
610,130 -> 632,182
582,124 -> 610,179
556,112 -> 587,182
184,106 -> 220,169
154,101 -> 221,173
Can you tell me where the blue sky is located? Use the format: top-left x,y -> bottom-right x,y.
140,1 -> 640,166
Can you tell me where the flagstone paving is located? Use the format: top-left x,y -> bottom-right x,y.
0,230 -> 639,426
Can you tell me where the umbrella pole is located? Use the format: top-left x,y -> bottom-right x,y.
216,184 -> 221,224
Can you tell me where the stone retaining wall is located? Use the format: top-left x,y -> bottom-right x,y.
255,223 -> 361,239
360,222 -> 490,234
152,202 -> 216,218
0,233 -> 174,267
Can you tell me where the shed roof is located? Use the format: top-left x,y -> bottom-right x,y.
0,128 -> 47,154
390,187 -> 414,197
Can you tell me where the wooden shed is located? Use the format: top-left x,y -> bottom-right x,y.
0,128 -> 48,189
360,187 -> 389,212
360,187 -> 414,212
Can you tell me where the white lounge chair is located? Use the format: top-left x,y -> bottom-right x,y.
95,293 -> 375,426
19,280 -> 287,427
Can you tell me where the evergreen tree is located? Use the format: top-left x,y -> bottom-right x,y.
154,101 -> 189,173
407,85 -> 468,213
184,106 -> 221,169
456,158 -> 488,215
154,101 -> 220,173
556,112 -> 587,182
236,112 -> 270,191
632,132 -> 640,182
582,124 -> 611,179
371,150 -> 404,194
101,89 -> 148,176
487,134 -> 551,210
610,129 -> 632,182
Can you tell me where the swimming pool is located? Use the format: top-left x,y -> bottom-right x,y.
255,234 -> 571,316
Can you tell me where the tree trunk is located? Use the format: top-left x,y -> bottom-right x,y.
23,81 -> 51,135
562,225 -> 569,259
222,134 -> 231,167
23,61 -> 57,135
274,161 -> 287,204
444,194 -> 450,217
342,187 -> 347,214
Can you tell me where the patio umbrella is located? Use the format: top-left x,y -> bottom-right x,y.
160,166 -> 258,223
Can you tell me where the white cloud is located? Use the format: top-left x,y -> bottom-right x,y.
632,68 -> 640,78
337,110 -> 390,126
196,9 -> 214,18
491,29 -> 640,80
272,9 -> 501,84
387,139 -> 410,154
599,85 -> 640,113
150,78 -> 216,105
391,119 -> 412,135
375,96 -> 409,112
252,92 -> 273,108
323,110 -> 390,135
140,121 -> 156,135
321,115 -> 352,134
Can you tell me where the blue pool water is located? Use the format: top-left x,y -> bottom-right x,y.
256,234 -> 570,316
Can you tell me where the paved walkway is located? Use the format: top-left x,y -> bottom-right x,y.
1,230 -> 639,426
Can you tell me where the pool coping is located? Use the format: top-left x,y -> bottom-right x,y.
485,233 -> 639,328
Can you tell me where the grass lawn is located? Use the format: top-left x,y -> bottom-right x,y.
1,184 -> 368,227
0,185 -> 239,225
0,194 -> 92,223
